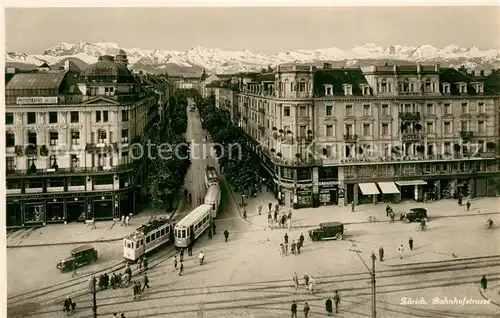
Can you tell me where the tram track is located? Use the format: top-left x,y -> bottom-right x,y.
7,244 -> 180,311
18,254 -> 500,317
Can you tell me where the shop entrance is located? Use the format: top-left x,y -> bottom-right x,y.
94,200 -> 113,219
66,202 -> 85,222
400,185 -> 415,201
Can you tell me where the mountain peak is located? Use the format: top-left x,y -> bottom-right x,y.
7,42 -> 500,74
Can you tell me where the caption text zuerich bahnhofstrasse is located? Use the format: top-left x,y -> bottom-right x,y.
400,296 -> 491,306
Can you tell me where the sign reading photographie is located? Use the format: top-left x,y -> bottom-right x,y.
16,96 -> 58,105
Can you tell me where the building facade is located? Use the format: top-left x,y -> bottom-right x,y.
234,63 -> 500,209
5,52 -> 161,228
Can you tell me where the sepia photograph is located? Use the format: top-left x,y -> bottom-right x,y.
2,3 -> 500,317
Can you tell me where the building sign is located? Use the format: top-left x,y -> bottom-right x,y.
17,96 -> 58,105
15,191 -> 118,200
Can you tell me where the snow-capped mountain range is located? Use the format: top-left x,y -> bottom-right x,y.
6,41 -> 500,74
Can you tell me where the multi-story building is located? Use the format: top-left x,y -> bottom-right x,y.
5,51 -> 161,228
170,74 -> 202,92
213,83 -> 238,123
234,63 -> 500,209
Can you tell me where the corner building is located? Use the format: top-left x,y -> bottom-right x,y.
5,52 -> 161,228
235,64 -> 500,209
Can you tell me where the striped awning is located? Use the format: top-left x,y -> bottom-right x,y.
396,180 -> 427,186
358,183 -> 380,195
378,182 -> 400,194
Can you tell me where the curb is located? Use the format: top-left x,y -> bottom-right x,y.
479,286 -> 500,307
7,193 -> 183,249
379,254 -> 500,268
220,169 -> 253,226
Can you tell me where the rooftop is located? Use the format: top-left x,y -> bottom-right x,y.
313,68 -> 368,97
6,71 -> 67,90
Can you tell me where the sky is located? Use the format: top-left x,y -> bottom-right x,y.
5,6 -> 500,54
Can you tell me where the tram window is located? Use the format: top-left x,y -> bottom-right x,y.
181,230 -> 186,238
146,236 -> 150,244
141,239 -> 144,246
212,204 -> 215,210
161,228 -> 165,235
174,229 -> 177,237
131,242 -> 135,249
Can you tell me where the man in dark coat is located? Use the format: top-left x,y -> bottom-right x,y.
299,233 -> 305,247
224,229 -> 229,242
409,237 -> 414,251
268,202 -> 273,213
142,257 -> 148,271
212,223 -> 216,235
290,300 -> 298,318
142,273 -> 149,292
284,233 -> 289,254
179,261 -> 184,276
124,264 -> 132,284
63,296 -> 74,315
379,246 -> 384,262
481,275 -> 487,291
325,298 -> 333,316
103,273 -> 109,289
333,290 -> 341,314
273,210 -> 278,223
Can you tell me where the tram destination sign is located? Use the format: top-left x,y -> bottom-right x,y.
17,96 -> 58,105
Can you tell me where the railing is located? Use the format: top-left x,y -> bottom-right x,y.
399,112 -> 421,120
85,143 -> 117,153
460,131 -> 474,139
6,163 -> 136,177
344,134 -> 358,142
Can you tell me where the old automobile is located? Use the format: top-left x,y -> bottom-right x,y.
308,222 -> 345,241
400,208 -> 429,223
57,245 -> 98,272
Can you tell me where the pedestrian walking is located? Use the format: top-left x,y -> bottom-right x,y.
90,217 -> 96,229
458,196 -> 463,206
398,244 -> 404,259
325,298 -> 333,316
409,237 -> 414,251
333,290 -> 340,314
296,240 -> 301,255
188,245 -> 193,256
291,240 -> 297,255
274,210 -> 278,223
303,274 -> 309,287
208,229 -> 212,239
284,233 -> 289,254
288,217 -> 292,231
291,300 -> 298,318
125,264 -> 132,284
137,256 -> 143,270
121,215 -> 125,226
224,229 -> 229,242
379,246 -> 384,262
110,273 -> 116,289
125,215 -> 130,227
386,205 -> 391,217
142,273 -> 149,292
275,203 -> 279,214
63,296 -> 74,316
142,256 -> 148,271
280,243 -> 285,256
103,273 -> 109,289
257,204 -> 262,215
179,261 -> 184,276
308,276 -> 315,294
268,202 -> 273,213
173,256 -> 178,271
351,201 -> 355,212
299,233 -> 305,247
466,200 -> 471,211
303,302 -> 310,318
212,223 -> 216,235
72,261 -> 78,277
293,272 -> 299,290
180,249 -> 184,262
132,282 -> 138,300
481,275 -> 487,291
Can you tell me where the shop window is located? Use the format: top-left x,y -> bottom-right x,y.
297,168 -> 311,181
93,174 -> 113,185
69,176 -> 85,186
5,112 -> 13,125
281,167 -> 293,180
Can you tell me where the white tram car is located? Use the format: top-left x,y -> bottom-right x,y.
204,184 -> 221,219
205,165 -> 219,188
123,217 -> 174,262
174,204 -> 212,248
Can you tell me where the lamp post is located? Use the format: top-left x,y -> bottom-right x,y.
88,275 -> 97,318
348,242 -> 377,318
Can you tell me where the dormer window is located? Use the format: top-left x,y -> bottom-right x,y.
474,83 -> 484,93
458,82 -> 467,94
360,85 -> 370,95
325,84 -> 333,96
442,83 -> 451,94
343,84 -> 353,96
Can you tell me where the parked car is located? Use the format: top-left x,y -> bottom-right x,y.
57,245 -> 98,272
308,222 -> 345,241
400,208 -> 429,223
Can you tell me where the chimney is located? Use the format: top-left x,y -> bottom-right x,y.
435,63 -> 440,72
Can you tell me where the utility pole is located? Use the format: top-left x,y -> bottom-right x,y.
371,252 -> 377,318
89,275 -> 97,318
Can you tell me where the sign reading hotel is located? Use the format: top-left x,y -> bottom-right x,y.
17,96 -> 58,105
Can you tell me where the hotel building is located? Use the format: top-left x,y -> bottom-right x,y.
225,63 -> 500,209
5,51 -> 167,228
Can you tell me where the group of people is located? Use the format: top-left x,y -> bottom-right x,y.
293,272 -> 316,294
290,291 -> 341,317
280,233 -> 305,256
267,202 -> 292,229
377,237 -> 417,262
385,205 -> 396,223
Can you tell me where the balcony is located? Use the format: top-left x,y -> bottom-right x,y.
6,163 -> 136,177
86,143 -> 117,153
47,186 -> 65,193
460,131 -> 474,140
68,185 -> 86,192
399,112 -> 421,121
344,134 -> 358,142
25,145 -> 38,156
402,133 -> 423,142
6,188 -> 22,194
93,184 -> 114,190
25,187 -> 43,194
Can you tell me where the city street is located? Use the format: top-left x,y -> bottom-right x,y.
18,197 -> 499,317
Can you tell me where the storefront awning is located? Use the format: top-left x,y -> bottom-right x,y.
358,183 -> 380,195
396,180 -> 427,186
377,182 -> 400,194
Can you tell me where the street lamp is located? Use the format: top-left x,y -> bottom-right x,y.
348,241 -> 377,318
